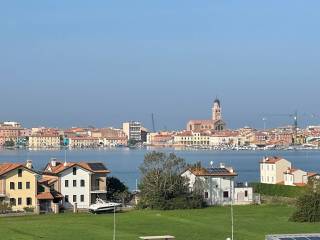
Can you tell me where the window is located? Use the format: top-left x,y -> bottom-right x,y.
73,180 -> 77,187
18,169 -> 22,177
65,180 -> 69,187
65,195 -> 69,203
73,195 -> 77,202
26,182 -> 30,189
10,182 -> 15,190
245,191 -> 248,197
73,167 -> 77,175
10,198 -> 16,206
80,180 -> 85,187
204,192 -> 209,199
223,191 -> 229,198
80,195 -> 84,202
18,198 -> 22,205
26,198 -> 32,206
18,182 -> 22,189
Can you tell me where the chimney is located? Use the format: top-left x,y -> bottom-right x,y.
63,160 -> 67,167
51,158 -> 57,167
26,160 -> 33,169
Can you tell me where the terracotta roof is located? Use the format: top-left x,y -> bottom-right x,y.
37,191 -> 63,200
0,163 -> 37,176
0,163 -> 22,176
260,156 -> 284,164
44,161 -> 110,174
283,168 -> 299,174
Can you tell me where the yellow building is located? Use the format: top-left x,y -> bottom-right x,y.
29,134 -> 60,148
0,161 -> 38,211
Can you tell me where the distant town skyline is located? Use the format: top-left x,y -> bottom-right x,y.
1,1 -> 320,130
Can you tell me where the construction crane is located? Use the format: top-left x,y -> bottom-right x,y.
262,111 -> 298,143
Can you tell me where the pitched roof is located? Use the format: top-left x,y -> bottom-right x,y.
187,167 -> 237,177
0,163 -> 37,176
36,191 -> 63,200
44,161 -> 110,174
260,156 -> 285,164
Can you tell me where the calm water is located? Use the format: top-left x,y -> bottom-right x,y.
0,148 -> 319,190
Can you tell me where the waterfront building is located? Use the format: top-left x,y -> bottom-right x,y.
28,132 -> 60,148
122,121 -> 142,141
146,131 -> 175,146
209,131 -> 244,147
182,163 -> 253,205
174,131 -> 210,146
68,136 -> 100,148
0,160 -> 38,211
0,122 -> 23,146
99,128 -> 127,147
42,159 -> 110,209
187,98 -> 226,132
260,157 -> 292,184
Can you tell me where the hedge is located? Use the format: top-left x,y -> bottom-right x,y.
250,182 -> 307,198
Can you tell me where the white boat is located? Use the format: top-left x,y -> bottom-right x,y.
89,198 -> 122,213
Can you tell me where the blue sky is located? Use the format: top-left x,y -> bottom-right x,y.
1,1 -> 320,130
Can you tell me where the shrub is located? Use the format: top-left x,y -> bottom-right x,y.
250,182 -> 306,198
23,207 -> 35,213
290,192 -> 320,222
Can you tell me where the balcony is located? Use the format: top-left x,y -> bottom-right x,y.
90,186 -> 107,194
0,192 -> 6,198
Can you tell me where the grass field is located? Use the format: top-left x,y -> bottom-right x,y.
0,205 -> 319,240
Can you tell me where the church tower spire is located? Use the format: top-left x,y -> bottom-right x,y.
212,98 -> 222,121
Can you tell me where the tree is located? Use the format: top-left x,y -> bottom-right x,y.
290,177 -> 320,222
106,177 -> 132,205
138,151 -> 205,210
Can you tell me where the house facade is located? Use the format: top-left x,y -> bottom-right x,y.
260,156 -> 292,184
0,161 -> 38,211
182,164 -> 253,205
42,159 -> 110,209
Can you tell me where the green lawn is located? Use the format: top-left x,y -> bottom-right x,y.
0,205 -> 319,240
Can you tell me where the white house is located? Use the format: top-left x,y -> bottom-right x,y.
181,163 -> 253,205
43,159 -> 110,209
260,156 -> 291,184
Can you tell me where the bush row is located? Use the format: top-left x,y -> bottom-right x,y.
250,182 -> 306,198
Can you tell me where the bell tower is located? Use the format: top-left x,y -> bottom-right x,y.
212,98 -> 222,121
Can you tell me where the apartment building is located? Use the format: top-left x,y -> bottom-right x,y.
260,157 -> 292,184
174,131 -> 210,146
122,121 -> 142,141
99,128 -> 128,147
42,159 -> 110,209
0,161 -> 38,211
68,136 -> 100,148
29,132 -> 60,148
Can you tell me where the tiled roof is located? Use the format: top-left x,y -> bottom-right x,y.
44,161 -> 110,174
0,163 -> 37,176
260,156 -> 284,164
36,191 -> 63,200
188,167 -> 237,177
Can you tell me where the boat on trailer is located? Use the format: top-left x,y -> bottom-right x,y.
89,198 -> 121,213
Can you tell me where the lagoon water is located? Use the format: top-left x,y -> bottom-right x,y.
0,148 -> 319,190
